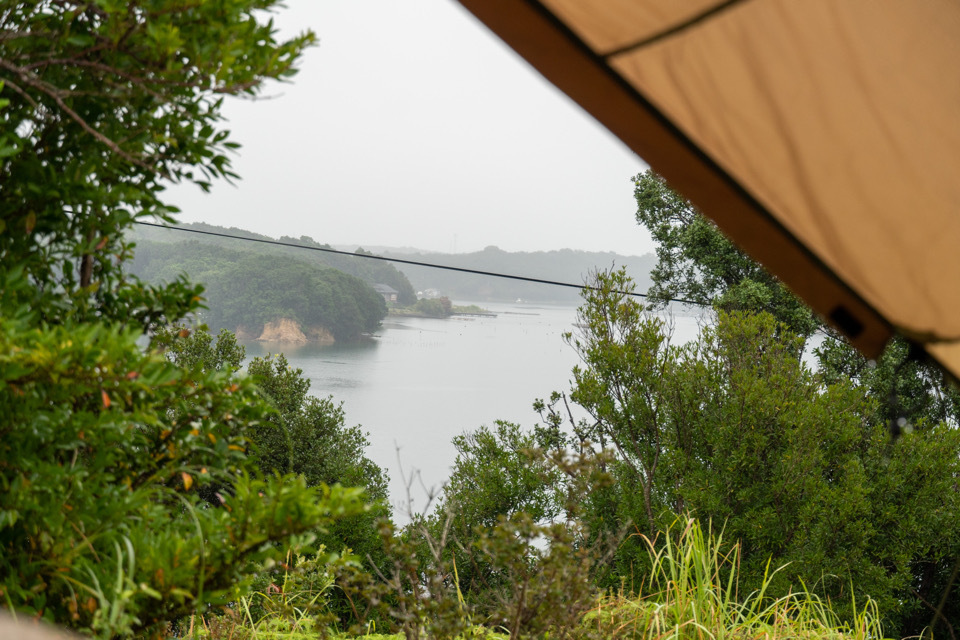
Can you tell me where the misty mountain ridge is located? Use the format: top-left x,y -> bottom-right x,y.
130,221 -> 656,304
372,244 -> 656,304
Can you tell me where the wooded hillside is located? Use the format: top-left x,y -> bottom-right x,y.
129,239 -> 387,341
132,222 -> 418,305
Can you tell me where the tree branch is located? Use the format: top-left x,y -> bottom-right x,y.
0,56 -> 168,177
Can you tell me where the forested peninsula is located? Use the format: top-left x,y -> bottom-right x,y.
128,238 -> 391,342
134,221 -> 417,304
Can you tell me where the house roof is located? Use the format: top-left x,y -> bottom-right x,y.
457,0 -> 960,380
373,284 -> 399,295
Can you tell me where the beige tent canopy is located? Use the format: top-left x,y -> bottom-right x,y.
457,0 -> 960,378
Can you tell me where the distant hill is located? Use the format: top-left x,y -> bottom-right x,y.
129,222 -> 656,305
131,222 -> 417,305
377,245 -> 656,304
128,239 -> 387,341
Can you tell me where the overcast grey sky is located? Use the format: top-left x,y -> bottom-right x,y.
167,0 -> 654,256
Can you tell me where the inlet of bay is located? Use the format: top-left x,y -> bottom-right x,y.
242,301 -> 704,520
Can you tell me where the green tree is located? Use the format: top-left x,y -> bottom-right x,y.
246,354 -> 391,580
0,280 -> 365,637
634,172 -> 960,636
815,333 -> 960,635
566,269 -> 960,637
0,3 -> 372,636
425,419 -> 562,611
154,324 -> 246,372
567,269 -> 679,539
0,0 -> 314,328
412,296 -> 453,318
439,422 -> 561,534
633,170 -> 818,337
407,420 -> 600,627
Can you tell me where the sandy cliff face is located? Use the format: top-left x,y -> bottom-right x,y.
253,318 -> 334,345
257,318 -> 307,343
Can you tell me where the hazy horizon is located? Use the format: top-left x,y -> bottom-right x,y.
165,0 -> 655,257
144,219 -> 657,259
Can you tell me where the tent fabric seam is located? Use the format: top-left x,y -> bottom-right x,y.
600,0 -> 753,58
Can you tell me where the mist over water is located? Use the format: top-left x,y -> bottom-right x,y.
242,301 -> 705,520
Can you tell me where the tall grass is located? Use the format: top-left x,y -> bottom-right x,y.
188,551 -> 334,640
191,518 -> 885,640
585,518 -> 885,640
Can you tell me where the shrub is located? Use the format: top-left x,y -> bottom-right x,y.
0,290 -> 366,636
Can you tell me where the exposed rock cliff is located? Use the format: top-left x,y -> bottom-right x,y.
252,318 -> 334,345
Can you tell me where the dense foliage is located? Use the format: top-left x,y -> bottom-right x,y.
5,1 -> 957,635
0,2 -> 372,636
245,352 -> 390,561
0,0 -> 312,328
410,296 -> 453,318
418,421 -> 565,613
632,172 -> 960,636
131,240 -> 387,341
410,272 -> 959,638
0,300 -> 364,636
567,272 -> 960,634
156,326 -> 393,626
632,170 -> 817,336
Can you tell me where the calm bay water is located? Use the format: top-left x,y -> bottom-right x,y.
242,302 -> 704,518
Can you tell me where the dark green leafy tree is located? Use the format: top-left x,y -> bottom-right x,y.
0,0 -> 313,329
0,3 -> 372,636
152,327 -> 391,626
154,324 -> 246,373
634,172 -> 960,636
440,421 -> 562,534
633,170 -> 818,337
815,334 -> 960,635
153,330 -> 392,538
397,421 -> 560,618
567,269 -> 679,540
0,278 -> 365,637
634,170 -> 960,428
566,269 -> 960,637
362,422 -> 605,638
671,310 -> 960,631
246,354 -> 392,602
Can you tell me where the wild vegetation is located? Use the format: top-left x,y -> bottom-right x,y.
165,265 -> 958,640
392,296 -> 453,318
0,2 -> 371,636
2,1 -> 957,638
